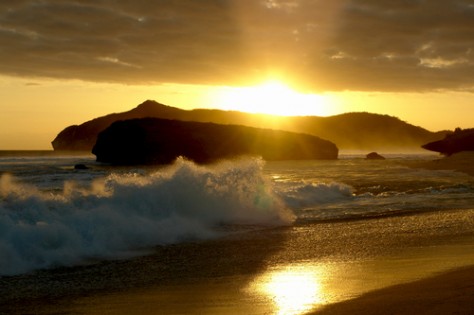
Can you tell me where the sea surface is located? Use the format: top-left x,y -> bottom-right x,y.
1,151 -> 473,277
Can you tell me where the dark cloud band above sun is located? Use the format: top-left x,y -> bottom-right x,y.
1,0 -> 473,92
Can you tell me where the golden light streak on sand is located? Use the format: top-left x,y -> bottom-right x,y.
248,263 -> 330,315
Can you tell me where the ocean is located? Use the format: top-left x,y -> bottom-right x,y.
2,151 -> 474,314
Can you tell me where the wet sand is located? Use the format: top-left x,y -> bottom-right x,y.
33,265 -> 474,315
13,242 -> 474,315
57,263 -> 474,315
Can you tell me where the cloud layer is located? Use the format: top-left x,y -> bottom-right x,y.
1,0 -> 473,92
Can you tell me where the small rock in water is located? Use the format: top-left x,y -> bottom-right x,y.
366,152 -> 385,160
74,164 -> 89,170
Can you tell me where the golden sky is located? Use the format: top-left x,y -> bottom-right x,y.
0,0 -> 473,149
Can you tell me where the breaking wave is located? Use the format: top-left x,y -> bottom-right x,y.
0,158 -> 293,276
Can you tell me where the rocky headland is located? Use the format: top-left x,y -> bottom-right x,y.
92,118 -> 339,164
422,128 -> 474,156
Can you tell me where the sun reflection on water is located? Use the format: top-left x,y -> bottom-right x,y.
249,264 -> 328,315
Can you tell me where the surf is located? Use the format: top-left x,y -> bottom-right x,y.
0,157 -> 294,276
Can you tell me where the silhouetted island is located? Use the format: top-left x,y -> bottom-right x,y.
92,118 -> 338,164
52,100 -> 447,152
422,128 -> 474,156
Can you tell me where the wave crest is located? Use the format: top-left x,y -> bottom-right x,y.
279,181 -> 355,209
0,158 -> 293,276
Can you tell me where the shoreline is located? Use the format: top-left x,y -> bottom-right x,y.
3,210 -> 474,315
0,153 -> 474,315
2,153 -> 474,314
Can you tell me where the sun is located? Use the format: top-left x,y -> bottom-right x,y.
211,80 -> 333,116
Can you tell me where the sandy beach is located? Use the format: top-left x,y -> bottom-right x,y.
3,206 -> 474,315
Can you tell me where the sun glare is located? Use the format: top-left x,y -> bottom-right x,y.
211,80 -> 333,116
248,264 -> 328,315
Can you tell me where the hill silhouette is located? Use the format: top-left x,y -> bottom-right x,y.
92,118 -> 338,164
52,100 -> 445,151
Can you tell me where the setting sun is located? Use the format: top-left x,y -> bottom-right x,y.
211,80 -> 334,117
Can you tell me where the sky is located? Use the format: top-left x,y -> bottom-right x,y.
1,0 -> 474,149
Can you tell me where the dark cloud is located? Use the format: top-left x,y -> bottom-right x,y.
306,0 -> 474,91
0,0 -> 473,91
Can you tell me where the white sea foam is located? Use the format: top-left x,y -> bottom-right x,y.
278,182 -> 355,209
0,158 -> 294,276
